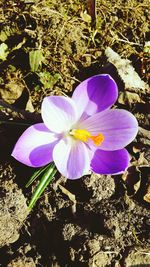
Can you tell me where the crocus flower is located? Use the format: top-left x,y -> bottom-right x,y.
12,74 -> 138,179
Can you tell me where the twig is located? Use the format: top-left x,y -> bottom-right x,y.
116,38 -> 142,47
87,0 -> 96,27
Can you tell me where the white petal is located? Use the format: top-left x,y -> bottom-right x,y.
53,137 -> 90,179
41,96 -> 78,133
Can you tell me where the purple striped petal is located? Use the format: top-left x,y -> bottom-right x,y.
72,74 -> 118,121
91,148 -> 130,175
41,96 -> 78,133
53,138 -> 90,179
78,109 -> 138,150
12,123 -> 59,167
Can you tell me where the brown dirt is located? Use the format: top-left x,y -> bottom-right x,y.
0,0 -> 149,266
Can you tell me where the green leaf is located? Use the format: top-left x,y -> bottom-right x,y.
0,31 -> 8,42
144,42 -> 150,58
28,163 -> 57,209
26,164 -> 50,188
29,50 -> 44,72
80,11 -> 91,23
38,71 -> 61,90
0,120 -> 31,126
8,65 -> 16,72
34,84 -> 41,91
0,43 -> 9,61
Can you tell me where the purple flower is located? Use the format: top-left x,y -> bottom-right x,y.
12,74 -> 138,179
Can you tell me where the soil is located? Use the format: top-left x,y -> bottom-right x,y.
0,0 -> 150,266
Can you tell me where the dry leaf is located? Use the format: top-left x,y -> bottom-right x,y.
58,184 -> 76,204
132,152 -> 149,168
105,47 -> 148,92
122,166 -> 141,196
118,91 -> 145,106
59,184 -> 76,213
143,184 -> 150,203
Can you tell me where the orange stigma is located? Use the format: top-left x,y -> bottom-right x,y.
90,133 -> 104,146
70,129 -> 104,146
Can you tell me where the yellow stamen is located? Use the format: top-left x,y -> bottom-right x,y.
70,129 -> 104,146
70,129 -> 91,142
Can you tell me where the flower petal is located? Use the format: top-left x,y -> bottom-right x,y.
53,138 -> 90,179
79,109 -> 138,150
12,123 -> 59,167
72,74 -> 118,120
41,96 -> 78,133
91,148 -> 130,175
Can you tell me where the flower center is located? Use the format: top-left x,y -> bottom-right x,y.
70,129 -> 104,146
